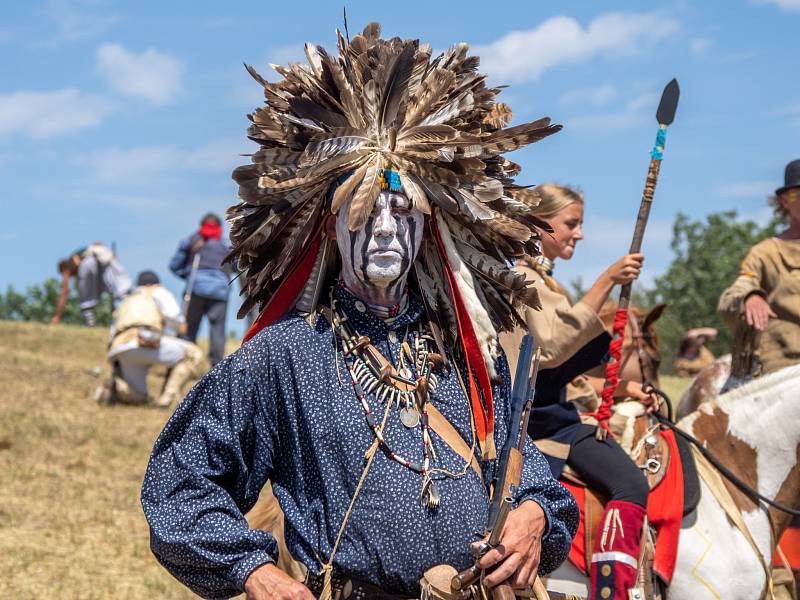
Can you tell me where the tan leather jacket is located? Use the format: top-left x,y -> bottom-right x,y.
718,238 -> 800,376
499,264 -> 606,375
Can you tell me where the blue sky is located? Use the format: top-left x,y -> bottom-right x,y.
1,0 -> 798,335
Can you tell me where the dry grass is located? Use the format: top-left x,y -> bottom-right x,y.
0,320 -> 696,598
0,320 -> 237,599
658,374 -> 692,408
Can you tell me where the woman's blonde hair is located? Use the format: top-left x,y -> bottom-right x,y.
532,183 -> 584,220
524,183 -> 584,298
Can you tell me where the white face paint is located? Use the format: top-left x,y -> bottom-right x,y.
336,189 -> 424,306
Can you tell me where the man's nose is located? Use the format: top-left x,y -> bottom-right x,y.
374,207 -> 396,238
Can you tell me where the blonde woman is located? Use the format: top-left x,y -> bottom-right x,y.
500,183 -> 653,600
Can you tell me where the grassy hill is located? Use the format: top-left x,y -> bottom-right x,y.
0,321 -> 215,599
0,320 -> 691,598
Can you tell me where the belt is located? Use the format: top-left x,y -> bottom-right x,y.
304,571 -> 415,600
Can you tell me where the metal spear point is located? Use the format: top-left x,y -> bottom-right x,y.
595,79 -> 680,438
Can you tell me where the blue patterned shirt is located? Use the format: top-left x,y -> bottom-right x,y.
141,287 -> 578,598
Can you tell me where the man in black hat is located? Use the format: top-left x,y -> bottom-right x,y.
719,159 -> 800,378
95,270 -> 203,408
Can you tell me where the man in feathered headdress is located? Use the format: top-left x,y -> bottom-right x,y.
142,23 -> 577,600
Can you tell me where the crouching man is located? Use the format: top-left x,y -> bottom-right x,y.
96,270 -> 202,408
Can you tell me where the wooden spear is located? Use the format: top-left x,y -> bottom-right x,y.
595,79 -> 680,439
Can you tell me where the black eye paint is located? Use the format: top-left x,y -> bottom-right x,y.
358,215 -> 374,283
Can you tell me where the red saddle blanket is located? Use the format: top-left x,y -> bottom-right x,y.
560,429 -> 684,583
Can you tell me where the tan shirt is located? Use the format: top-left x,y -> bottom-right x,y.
718,238 -> 800,375
499,264 -> 606,376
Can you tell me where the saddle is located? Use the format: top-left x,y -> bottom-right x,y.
560,404 -> 700,587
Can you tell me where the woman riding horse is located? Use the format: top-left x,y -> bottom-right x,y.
500,183 -> 656,600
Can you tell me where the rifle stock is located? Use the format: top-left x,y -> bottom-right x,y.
452,339 -> 543,597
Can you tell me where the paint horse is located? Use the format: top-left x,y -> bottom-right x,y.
545,363 -> 800,599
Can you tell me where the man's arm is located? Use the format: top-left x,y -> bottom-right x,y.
152,287 -> 185,333
50,270 -> 72,325
141,347 -> 278,599
718,244 -> 773,330
169,237 -> 193,280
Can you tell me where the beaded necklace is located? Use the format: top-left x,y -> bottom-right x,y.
329,292 -> 443,508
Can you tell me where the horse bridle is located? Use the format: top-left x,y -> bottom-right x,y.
617,311 -> 660,388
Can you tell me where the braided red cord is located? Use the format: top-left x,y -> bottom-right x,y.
593,307 -> 628,432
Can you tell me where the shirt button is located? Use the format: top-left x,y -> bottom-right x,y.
601,564 -> 611,577
354,301 -> 366,313
600,586 -> 612,599
388,331 -> 397,343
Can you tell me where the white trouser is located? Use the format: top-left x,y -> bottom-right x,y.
109,336 -> 192,395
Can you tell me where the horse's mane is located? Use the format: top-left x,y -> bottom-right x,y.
720,362 -> 800,402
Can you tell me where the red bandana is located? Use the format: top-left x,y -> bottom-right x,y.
199,222 -> 222,240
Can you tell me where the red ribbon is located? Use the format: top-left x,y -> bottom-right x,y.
429,216 -> 495,456
242,235 -> 322,343
592,307 -> 628,432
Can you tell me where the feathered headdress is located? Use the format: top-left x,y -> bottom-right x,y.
228,22 -> 560,457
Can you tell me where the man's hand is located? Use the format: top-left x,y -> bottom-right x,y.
474,500 -> 546,589
177,322 -> 188,336
245,563 -> 314,600
49,316 -> 61,326
744,294 -> 775,331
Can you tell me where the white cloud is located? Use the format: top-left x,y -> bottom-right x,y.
723,49 -> 759,62
76,145 -> 180,183
715,180 -> 774,198
474,12 -> 679,83
76,137 -> 254,183
184,137 -> 253,172
566,89 -> 659,132
96,43 -> 184,105
754,0 -> 800,11
0,88 -> 114,139
39,0 -> 119,45
559,83 -> 617,107
267,44 -> 306,66
690,38 -> 713,54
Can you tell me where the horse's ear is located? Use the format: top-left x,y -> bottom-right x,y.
642,303 -> 667,330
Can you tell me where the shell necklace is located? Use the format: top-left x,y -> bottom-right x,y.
329,293 -> 443,509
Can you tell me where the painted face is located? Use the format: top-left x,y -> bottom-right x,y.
539,202 -> 584,261
336,189 -> 425,302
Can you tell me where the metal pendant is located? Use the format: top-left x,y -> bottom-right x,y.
400,406 -> 420,428
398,366 -> 412,380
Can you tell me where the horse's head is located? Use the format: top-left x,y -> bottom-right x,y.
599,302 -> 666,388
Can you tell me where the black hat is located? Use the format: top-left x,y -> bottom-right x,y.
136,270 -> 160,286
776,159 -> 800,196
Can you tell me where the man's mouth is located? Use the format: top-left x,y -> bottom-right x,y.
370,249 -> 400,258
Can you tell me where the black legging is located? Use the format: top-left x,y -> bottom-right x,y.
566,424 -> 649,507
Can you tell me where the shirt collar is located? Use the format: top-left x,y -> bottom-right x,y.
333,284 -> 423,332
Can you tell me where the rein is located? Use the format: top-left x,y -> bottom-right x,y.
650,389 -> 800,517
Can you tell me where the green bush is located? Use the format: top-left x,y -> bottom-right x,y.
648,210 -> 780,372
0,278 -> 113,327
